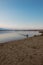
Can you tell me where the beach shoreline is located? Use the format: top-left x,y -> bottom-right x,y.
0,35 -> 43,65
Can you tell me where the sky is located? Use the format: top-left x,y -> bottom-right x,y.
0,0 -> 43,29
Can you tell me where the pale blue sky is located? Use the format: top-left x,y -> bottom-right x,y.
0,0 -> 43,29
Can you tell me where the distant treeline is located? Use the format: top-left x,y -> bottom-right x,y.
0,29 -> 43,31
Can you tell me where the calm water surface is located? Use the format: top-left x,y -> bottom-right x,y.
0,31 -> 41,43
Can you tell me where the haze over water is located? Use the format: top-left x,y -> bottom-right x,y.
0,31 -> 41,43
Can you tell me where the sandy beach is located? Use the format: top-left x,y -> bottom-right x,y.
0,35 -> 43,65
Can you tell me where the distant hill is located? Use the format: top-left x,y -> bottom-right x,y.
0,28 -> 5,30
0,28 -> 9,31
0,28 -> 14,31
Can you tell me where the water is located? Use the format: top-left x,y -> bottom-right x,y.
0,31 -> 41,43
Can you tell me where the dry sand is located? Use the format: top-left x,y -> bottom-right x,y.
0,36 -> 43,65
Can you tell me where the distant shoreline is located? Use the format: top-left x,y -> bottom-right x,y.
0,29 -> 43,31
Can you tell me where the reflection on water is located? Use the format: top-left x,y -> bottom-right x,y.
0,31 -> 41,43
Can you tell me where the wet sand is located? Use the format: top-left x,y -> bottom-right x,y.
0,36 -> 43,65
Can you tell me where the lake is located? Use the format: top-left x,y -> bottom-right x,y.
0,31 -> 41,43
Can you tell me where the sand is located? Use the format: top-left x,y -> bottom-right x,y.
0,36 -> 43,65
